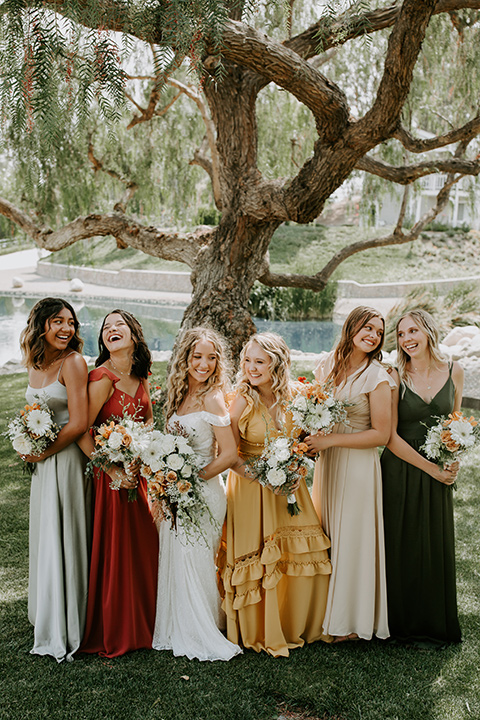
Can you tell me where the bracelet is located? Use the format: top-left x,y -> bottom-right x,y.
109,469 -> 122,491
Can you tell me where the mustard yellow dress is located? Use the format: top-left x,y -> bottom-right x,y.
218,395 -> 332,657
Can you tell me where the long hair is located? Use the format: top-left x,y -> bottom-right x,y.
395,308 -> 446,390
165,327 -> 231,421
235,332 -> 292,409
327,306 -> 385,386
20,297 -> 83,369
96,309 -> 151,379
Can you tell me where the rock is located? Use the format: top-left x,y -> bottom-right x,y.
11,276 -> 23,288
442,325 -> 480,347
69,278 -> 84,292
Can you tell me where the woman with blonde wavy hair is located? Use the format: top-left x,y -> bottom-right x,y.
218,332 -> 332,656
152,327 -> 241,661
381,308 -> 463,646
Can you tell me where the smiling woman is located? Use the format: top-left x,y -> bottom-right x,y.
77,309 -> 159,658
306,306 -> 396,642
18,297 -> 90,663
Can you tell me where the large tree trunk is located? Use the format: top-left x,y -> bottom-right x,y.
182,216 -> 280,359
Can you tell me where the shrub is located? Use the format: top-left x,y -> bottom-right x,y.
248,281 -> 337,321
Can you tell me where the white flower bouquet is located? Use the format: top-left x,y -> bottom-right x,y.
247,434 -> 311,516
6,397 -> 60,473
288,378 -> 350,436
420,410 -> 480,487
89,411 -> 152,501
142,424 -> 209,540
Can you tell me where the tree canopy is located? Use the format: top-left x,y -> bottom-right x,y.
1,0 -> 480,355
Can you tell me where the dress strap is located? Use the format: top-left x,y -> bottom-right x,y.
56,351 -> 76,380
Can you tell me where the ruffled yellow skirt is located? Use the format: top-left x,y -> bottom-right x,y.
218,471 -> 332,656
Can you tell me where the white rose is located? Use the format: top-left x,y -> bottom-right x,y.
182,464 -> 193,478
160,435 -> 177,455
274,437 -> 290,449
267,468 -> 286,487
167,453 -> 185,471
293,395 -> 307,411
174,436 -> 192,454
12,434 -> 33,455
107,432 -> 123,450
275,448 -> 291,463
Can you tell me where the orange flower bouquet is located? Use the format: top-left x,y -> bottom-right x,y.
288,379 -> 350,436
89,410 -> 152,501
420,411 -> 480,485
6,396 -> 60,473
142,424 -> 208,541
247,433 -> 310,515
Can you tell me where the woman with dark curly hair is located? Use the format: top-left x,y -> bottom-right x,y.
78,309 -> 159,658
19,297 -> 90,663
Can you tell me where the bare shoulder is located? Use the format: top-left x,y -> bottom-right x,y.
203,388 -> 228,415
451,360 -> 464,378
229,392 -> 248,419
62,352 -> 87,378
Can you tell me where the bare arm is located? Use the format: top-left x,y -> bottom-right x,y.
385,368 -> 459,485
304,380 -> 392,454
197,390 -> 238,481
228,394 -> 254,479
23,353 -> 88,462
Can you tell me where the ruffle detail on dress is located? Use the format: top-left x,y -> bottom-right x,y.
219,527 -> 332,611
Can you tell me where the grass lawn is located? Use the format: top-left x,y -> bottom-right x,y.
1,368 -> 479,720
42,225 -> 480,285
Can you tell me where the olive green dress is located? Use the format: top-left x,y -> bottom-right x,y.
380,370 -> 461,646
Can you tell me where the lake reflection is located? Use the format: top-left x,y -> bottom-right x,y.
0,295 -> 340,365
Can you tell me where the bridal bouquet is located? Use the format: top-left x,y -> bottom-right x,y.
421,411 -> 480,486
288,379 -> 350,436
90,411 -> 152,501
142,425 -> 207,539
6,397 -> 60,473
248,434 -> 310,515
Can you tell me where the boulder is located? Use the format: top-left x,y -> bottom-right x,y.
442,325 -> 480,347
11,276 -> 23,288
69,278 -> 84,292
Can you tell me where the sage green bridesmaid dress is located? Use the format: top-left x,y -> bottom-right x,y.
381,368 -> 461,646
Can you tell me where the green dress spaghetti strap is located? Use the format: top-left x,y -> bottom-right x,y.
380,367 -> 461,646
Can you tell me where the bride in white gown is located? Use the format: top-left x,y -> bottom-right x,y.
152,328 -> 242,661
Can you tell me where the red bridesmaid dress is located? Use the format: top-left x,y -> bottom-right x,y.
79,367 -> 159,657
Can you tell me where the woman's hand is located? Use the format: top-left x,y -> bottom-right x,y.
19,452 -> 44,464
108,465 -> 138,491
430,461 -> 459,485
304,431 -> 332,455
271,477 -> 301,495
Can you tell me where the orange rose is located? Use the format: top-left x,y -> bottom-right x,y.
298,465 -> 308,477
177,480 -> 192,493
167,471 -> 177,482
121,433 -> 132,447
440,429 -> 460,452
142,464 -> 153,477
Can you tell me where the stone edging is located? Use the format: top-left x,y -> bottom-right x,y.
36,261 -> 193,293
337,275 -> 480,298
37,260 -> 479,299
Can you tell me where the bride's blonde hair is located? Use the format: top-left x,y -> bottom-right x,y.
235,332 -> 292,409
395,309 -> 447,391
165,327 -> 231,421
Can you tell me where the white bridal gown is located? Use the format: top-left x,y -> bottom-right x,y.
152,411 -> 241,661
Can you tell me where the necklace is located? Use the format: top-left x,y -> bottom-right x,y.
39,350 -> 65,372
412,364 -> 432,390
109,357 -> 132,377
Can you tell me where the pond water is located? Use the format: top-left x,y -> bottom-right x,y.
0,295 -> 341,365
